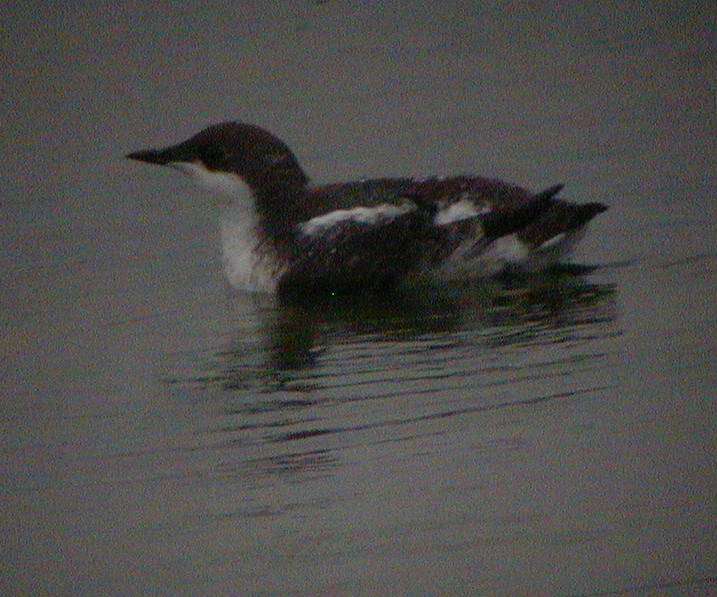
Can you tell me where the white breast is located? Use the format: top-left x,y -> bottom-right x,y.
219,205 -> 283,292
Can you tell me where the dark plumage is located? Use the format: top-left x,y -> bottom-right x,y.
127,121 -> 608,292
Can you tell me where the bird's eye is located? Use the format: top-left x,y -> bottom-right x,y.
204,146 -> 226,168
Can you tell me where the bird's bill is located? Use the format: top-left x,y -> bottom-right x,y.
125,147 -> 174,165
126,139 -> 196,166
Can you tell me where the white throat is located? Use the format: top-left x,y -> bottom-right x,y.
171,161 -> 282,292
170,161 -> 250,202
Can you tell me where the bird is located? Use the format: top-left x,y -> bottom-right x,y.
126,121 -> 608,294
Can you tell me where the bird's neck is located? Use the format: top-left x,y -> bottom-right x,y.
190,159 -> 308,257
251,180 -> 308,257
229,153 -> 308,255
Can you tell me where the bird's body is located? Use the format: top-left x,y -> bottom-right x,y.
127,122 -> 607,293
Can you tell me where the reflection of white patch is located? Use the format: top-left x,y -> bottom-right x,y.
299,201 -> 415,236
434,198 -> 489,225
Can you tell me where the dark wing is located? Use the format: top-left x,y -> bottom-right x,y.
517,201 -> 609,248
279,206 -> 440,293
302,179 -> 416,218
401,176 -> 536,213
306,176 -> 571,217
285,175 -> 606,292
402,177 -> 607,249
279,186 -> 565,293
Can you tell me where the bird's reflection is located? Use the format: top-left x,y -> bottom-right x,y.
214,268 -> 618,392
268,284 -> 467,371
187,268 -> 619,489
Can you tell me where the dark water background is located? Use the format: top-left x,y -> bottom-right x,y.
2,2 -> 715,594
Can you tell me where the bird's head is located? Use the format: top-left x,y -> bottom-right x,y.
126,121 -> 308,197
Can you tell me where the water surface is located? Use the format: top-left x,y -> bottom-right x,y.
2,2 -> 715,595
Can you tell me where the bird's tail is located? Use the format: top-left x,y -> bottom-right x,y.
570,202 -> 609,228
479,184 -> 564,240
460,184 -> 565,258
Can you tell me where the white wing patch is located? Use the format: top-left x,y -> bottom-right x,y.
299,201 -> 416,236
434,198 -> 491,225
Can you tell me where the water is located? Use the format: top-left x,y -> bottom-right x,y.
2,2 -> 715,595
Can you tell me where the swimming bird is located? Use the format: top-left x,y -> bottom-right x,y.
126,122 -> 607,293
